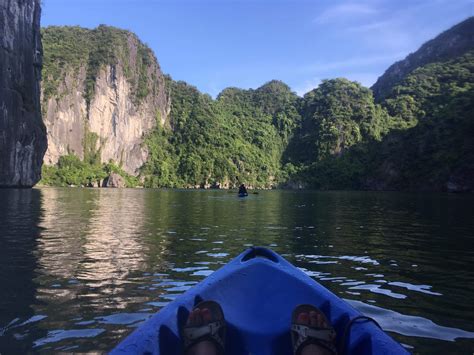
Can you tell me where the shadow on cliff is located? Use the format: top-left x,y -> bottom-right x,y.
282,99 -> 474,192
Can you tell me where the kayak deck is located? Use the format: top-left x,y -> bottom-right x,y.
112,247 -> 408,354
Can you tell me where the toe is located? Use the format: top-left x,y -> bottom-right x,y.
316,313 -> 322,327
201,308 -> 212,323
186,310 -> 194,326
309,311 -> 318,326
297,312 -> 309,325
194,308 -> 203,325
320,314 -> 328,328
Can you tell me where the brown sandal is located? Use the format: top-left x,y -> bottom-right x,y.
291,304 -> 337,355
181,301 -> 226,355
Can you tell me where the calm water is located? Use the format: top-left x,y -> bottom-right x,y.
0,188 -> 473,354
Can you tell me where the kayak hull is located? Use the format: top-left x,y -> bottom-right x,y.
111,247 -> 408,355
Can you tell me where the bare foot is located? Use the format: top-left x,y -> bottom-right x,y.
185,307 -> 218,355
296,311 -> 336,355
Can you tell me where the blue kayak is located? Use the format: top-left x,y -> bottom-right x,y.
238,192 -> 248,197
112,247 -> 408,354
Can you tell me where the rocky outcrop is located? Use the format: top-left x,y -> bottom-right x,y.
0,0 -> 47,187
372,17 -> 474,101
102,173 -> 125,188
42,26 -> 170,175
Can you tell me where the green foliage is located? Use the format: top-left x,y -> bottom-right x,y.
41,26 -> 91,109
291,51 -> 474,191
41,25 -> 157,109
40,155 -> 138,188
41,24 -> 473,191
285,78 -> 390,167
41,121 -> 137,188
283,51 -> 474,191
365,51 -> 474,190
40,155 -> 96,187
141,79 -> 302,188
83,130 -> 101,165
141,125 -> 180,188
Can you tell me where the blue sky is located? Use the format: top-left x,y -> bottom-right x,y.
41,0 -> 473,97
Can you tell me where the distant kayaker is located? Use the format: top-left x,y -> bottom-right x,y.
238,184 -> 248,196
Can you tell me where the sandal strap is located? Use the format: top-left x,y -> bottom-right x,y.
292,324 -> 337,355
183,320 -> 225,348
291,324 -> 336,342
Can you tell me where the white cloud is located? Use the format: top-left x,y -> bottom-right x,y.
314,3 -> 378,25
293,71 -> 380,97
343,72 -> 380,87
293,78 -> 322,97
297,53 -> 406,75
346,20 -> 391,33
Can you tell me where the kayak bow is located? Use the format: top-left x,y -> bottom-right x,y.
111,247 -> 408,355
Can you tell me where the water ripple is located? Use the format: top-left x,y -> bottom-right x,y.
33,329 -> 106,347
347,299 -> 474,342
0,188 -> 472,353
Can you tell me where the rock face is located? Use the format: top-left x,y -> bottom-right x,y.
102,173 -> 125,188
41,26 -> 170,175
371,17 -> 474,101
0,0 -> 47,187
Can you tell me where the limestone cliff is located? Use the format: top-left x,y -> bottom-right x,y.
41,26 -> 170,175
0,0 -> 47,187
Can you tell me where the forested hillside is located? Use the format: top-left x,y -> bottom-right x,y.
372,17 -> 474,100
366,52 -> 474,191
141,79 -> 300,188
41,18 -> 474,191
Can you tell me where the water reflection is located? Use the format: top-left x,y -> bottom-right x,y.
32,189 -> 171,351
39,188 -> 152,281
0,189 -> 44,352
0,189 -> 473,353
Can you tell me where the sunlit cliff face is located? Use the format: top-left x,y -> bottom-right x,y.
41,26 -> 171,177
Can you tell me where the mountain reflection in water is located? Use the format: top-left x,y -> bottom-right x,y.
0,188 -> 473,353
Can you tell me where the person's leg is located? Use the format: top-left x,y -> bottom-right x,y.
185,308 -> 218,355
186,341 -> 217,355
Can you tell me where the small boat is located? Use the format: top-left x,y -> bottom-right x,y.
111,247 -> 408,354
238,192 -> 248,197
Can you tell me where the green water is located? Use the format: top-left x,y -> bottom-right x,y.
0,188 -> 473,353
